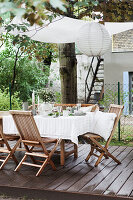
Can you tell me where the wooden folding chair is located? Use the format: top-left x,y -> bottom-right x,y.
54,103 -> 98,110
10,110 -> 60,177
0,116 -> 21,169
83,104 -> 124,167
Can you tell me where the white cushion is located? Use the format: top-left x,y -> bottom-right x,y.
80,105 -> 99,113
93,111 -> 117,141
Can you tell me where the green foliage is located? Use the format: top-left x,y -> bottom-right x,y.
0,0 -> 66,26
45,0 -> 133,22
0,89 -> 22,111
96,1 -> 133,22
37,88 -> 61,103
0,33 -> 58,63
99,88 -> 129,111
0,55 -> 49,102
0,0 -> 132,28
38,88 -> 55,103
55,91 -> 61,103
0,33 -> 58,102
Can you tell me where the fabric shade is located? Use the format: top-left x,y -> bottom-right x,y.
1,16 -> 133,44
10,16 -> 87,43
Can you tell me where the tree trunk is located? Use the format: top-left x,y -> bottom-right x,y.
59,43 -> 77,103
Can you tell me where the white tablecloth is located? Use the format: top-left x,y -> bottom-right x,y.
3,114 -> 94,145
2,111 -> 116,145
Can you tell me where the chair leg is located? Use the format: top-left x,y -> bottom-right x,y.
0,154 -> 11,170
107,151 -> 121,165
24,145 -> 37,164
10,138 -> 21,165
74,144 -> 78,158
36,159 -> 48,177
85,146 -> 94,162
96,148 -> 109,159
60,140 -> 65,166
11,154 -> 18,165
14,154 -> 27,172
95,152 -> 105,167
49,159 -> 56,170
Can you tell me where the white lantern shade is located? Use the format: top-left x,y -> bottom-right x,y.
76,22 -> 111,57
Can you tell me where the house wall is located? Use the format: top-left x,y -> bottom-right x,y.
104,48 -> 133,115
104,50 -> 133,84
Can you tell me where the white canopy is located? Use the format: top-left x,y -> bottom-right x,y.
11,16 -> 87,43
105,22 -> 133,36
2,16 -> 133,43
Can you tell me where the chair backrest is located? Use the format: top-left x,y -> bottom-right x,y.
106,104 -> 124,147
54,104 -> 98,111
0,112 -> 10,139
10,110 -> 41,142
54,104 -> 93,107
0,117 -> 7,140
0,117 -> 3,139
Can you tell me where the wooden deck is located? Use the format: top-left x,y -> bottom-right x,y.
0,143 -> 133,200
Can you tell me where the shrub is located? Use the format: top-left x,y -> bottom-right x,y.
37,88 -> 55,103
0,89 -> 22,111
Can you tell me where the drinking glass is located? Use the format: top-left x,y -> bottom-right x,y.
77,103 -> 81,111
57,106 -> 62,116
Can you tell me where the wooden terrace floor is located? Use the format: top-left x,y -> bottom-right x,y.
0,143 -> 133,200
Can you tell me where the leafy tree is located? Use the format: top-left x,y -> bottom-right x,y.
0,33 -> 57,102
0,0 -> 66,26
95,0 -> 133,22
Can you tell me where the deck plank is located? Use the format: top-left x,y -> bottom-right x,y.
13,144 -> 88,189
0,144 -> 132,200
130,190 -> 133,197
79,146 -> 128,193
67,146 -> 122,192
92,147 -> 133,195
117,172 -> 133,197
103,150 -> 133,196
55,147 -> 116,191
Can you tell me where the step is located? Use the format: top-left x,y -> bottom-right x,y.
94,82 -> 103,86
96,74 -> 104,78
97,69 -> 104,74
93,87 -> 102,91
99,64 -> 104,69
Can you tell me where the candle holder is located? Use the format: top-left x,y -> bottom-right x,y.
32,109 -> 36,116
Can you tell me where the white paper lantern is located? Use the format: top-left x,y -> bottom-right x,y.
76,22 -> 111,57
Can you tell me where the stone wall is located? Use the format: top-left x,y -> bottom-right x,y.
113,29 -> 133,52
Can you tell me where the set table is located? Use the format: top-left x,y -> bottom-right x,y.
1,114 -> 93,165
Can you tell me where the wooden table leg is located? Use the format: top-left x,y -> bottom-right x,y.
60,139 -> 65,166
74,144 -> 78,158
0,118 -> 4,147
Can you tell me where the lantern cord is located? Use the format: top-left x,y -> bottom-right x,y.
85,57 -> 104,103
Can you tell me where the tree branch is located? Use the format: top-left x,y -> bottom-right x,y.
78,8 -> 92,19
45,2 -> 77,18
0,41 -> 4,48
11,46 -> 20,92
